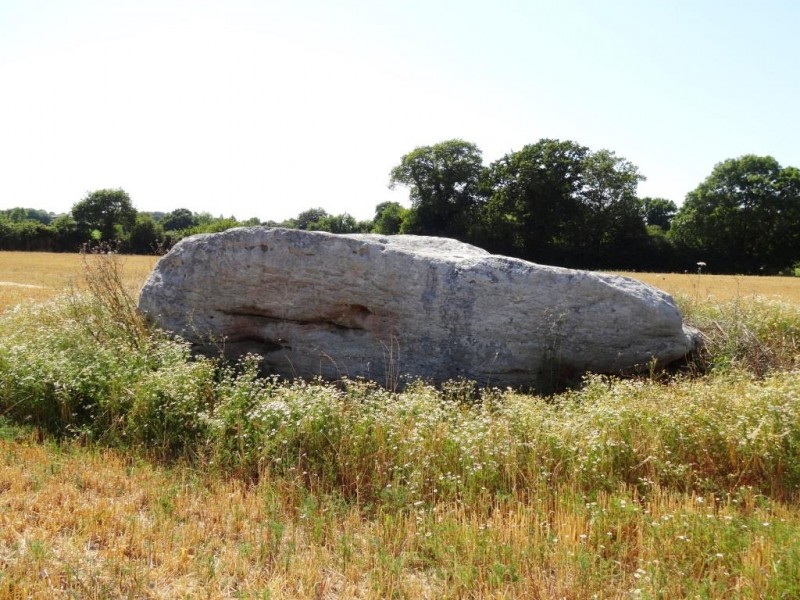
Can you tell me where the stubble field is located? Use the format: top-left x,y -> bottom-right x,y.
1,250 -> 799,312
0,251 -> 158,310
0,250 -> 799,598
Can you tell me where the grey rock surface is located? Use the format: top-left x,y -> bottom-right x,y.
138,227 -> 699,389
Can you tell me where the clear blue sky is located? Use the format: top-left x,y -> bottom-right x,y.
1,0 -> 798,222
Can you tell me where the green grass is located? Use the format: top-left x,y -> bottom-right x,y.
0,255 -> 799,597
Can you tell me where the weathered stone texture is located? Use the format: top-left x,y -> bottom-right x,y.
138,227 -> 698,389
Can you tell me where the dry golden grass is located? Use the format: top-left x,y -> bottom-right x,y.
0,252 -> 158,311
613,271 -> 800,304
2,431 -> 795,599
1,252 -> 798,313
2,252 -> 798,313
2,374 -> 798,596
1,251 -> 800,597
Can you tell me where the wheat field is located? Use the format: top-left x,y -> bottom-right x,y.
1,251 -> 799,313
614,271 -> 800,304
0,252 -> 158,311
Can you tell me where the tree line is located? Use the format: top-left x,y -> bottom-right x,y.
2,138 -> 799,274
385,139 -> 800,274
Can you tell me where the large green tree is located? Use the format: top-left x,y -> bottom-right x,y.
51,214 -> 83,251
482,139 -> 588,260
641,197 -> 677,231
123,213 -> 165,254
292,208 -> 330,230
389,139 -> 486,241
670,155 -> 800,274
71,188 -> 137,243
371,201 -> 409,235
579,149 -> 647,266
160,208 -> 197,232
483,139 -> 647,267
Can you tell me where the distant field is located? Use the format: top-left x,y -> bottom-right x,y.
614,271 -> 800,303
0,252 -> 158,311
1,251 -> 799,312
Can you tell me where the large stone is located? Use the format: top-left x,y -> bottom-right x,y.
138,227 -> 699,390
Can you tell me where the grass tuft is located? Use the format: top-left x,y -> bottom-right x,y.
680,294 -> 800,376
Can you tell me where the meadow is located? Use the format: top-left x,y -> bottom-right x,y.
0,251 -> 799,598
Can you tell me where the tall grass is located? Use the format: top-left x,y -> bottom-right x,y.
1,255 -> 799,596
1,255 -> 799,501
2,434 -> 797,598
679,294 -> 800,376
